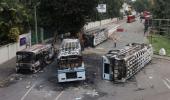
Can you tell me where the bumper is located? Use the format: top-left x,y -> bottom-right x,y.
57,71 -> 86,82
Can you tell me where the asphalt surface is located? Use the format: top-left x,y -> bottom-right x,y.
1,19 -> 170,100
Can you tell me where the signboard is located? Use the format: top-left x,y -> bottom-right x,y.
97,4 -> 106,13
20,37 -> 26,46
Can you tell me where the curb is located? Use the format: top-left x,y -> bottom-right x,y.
153,55 -> 170,61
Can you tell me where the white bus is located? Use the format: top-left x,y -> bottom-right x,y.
16,44 -> 55,73
102,43 -> 153,82
57,39 -> 85,82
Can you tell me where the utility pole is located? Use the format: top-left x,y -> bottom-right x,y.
34,5 -> 38,44
34,2 -> 40,44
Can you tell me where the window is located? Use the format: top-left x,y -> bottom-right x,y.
104,63 -> 110,74
17,53 -> 33,63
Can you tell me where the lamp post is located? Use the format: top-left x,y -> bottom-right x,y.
34,2 -> 40,44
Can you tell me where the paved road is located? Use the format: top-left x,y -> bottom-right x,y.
1,19 -> 170,100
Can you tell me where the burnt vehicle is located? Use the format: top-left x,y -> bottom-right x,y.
16,44 -> 55,73
102,43 -> 153,82
83,28 -> 108,47
57,39 -> 85,82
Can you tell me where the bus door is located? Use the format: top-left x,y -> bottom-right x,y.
102,56 -> 111,80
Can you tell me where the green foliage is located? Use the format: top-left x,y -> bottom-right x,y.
133,0 -> 170,19
8,27 -> 20,42
38,0 -> 97,35
132,0 -> 151,13
151,0 -> 170,19
0,0 -> 30,44
148,34 -> 170,56
97,0 -> 124,19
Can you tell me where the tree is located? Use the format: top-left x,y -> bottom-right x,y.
132,0 -> 151,13
0,0 -> 30,43
106,0 -> 124,18
37,0 -> 97,37
151,0 -> 170,18
97,0 -> 124,19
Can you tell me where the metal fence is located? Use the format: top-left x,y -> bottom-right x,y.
148,19 -> 170,56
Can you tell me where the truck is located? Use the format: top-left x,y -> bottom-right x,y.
102,43 -> 153,82
127,15 -> 136,23
16,44 -> 55,73
57,39 -> 85,82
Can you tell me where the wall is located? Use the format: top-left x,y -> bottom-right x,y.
0,32 -> 31,64
84,18 -> 118,30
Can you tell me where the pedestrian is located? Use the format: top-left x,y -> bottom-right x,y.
144,19 -> 149,36
60,34 -> 63,42
109,32 -> 120,48
140,17 -> 142,23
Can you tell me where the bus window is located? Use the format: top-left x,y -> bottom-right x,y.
104,63 -> 110,74
17,53 -> 34,63
58,56 -> 82,68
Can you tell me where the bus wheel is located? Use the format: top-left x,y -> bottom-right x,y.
32,67 -> 38,73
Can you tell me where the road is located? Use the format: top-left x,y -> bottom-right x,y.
1,18 -> 170,100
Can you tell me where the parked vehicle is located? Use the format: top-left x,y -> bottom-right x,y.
102,43 -> 153,82
16,44 -> 55,73
127,15 -> 136,23
57,39 -> 85,82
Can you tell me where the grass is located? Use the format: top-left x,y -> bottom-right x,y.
148,34 -> 170,56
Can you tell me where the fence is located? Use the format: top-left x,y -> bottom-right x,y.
148,19 -> 170,56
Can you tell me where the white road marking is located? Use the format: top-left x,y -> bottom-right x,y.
55,91 -> 64,100
166,78 -> 170,83
163,79 -> 170,89
21,83 -> 36,100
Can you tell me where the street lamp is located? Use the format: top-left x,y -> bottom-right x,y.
34,2 -> 40,44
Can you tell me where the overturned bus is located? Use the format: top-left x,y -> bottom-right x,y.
102,43 -> 153,82
57,39 -> 85,82
83,28 -> 108,47
16,44 -> 55,73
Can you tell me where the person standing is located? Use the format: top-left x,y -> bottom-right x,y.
109,32 -> 120,48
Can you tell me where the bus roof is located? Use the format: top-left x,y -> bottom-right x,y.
58,39 -> 81,59
17,44 -> 51,54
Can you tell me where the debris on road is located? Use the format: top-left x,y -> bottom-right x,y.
86,89 -> 99,97
0,74 -> 24,88
75,97 -> 82,100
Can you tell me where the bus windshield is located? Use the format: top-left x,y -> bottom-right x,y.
58,55 -> 82,68
16,52 -> 34,63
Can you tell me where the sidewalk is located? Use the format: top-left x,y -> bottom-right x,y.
153,55 -> 170,61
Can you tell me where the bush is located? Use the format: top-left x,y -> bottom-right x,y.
8,27 -> 20,42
